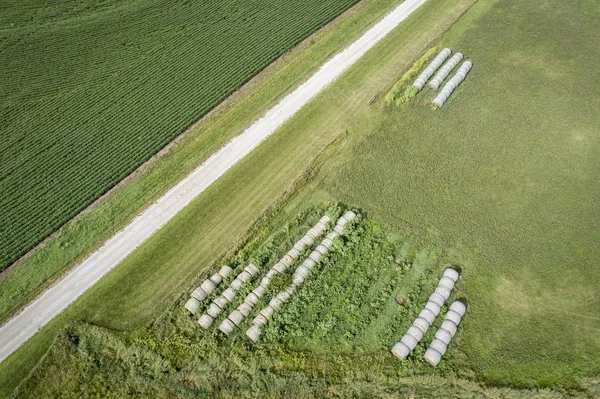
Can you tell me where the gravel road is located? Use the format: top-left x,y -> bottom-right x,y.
0,0 -> 426,364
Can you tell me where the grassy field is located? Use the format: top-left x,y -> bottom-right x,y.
2,0 -> 600,396
0,0 -> 362,270
13,209 -> 589,398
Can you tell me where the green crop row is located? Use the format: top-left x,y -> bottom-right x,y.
0,0 -> 361,270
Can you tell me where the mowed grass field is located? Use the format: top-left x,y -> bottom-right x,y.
0,0 -> 361,270
1,0 -> 599,396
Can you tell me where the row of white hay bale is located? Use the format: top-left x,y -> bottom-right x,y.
428,52 -> 463,90
391,268 -> 460,360
197,264 -> 260,329
424,300 -> 466,366
184,265 -> 233,315
218,215 -> 332,336
412,48 -> 451,91
432,61 -> 472,108
246,211 -> 357,342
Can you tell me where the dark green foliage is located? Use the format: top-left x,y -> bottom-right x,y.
0,0 -> 361,270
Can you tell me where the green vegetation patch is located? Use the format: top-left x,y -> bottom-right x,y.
14,209 -> 584,398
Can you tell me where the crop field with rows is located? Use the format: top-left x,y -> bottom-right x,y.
0,0 -> 360,270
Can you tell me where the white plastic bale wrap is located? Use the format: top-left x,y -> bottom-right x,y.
209,273 -> 223,285
429,338 -> 448,355
301,235 -> 315,247
281,255 -> 294,268
407,325 -> 424,341
222,288 -> 236,302
245,292 -> 259,306
438,276 -> 456,291
287,248 -> 301,259
293,274 -> 305,286
419,308 -> 437,325
432,61 -> 472,108
412,48 -> 452,91
276,291 -> 291,303
424,348 -> 443,366
228,310 -> 245,326
326,231 -> 340,241
184,298 -> 201,314
413,317 -> 430,333
200,280 -> 217,296
266,269 -> 277,279
214,296 -> 228,309
334,225 -> 344,235
237,271 -> 252,283
429,292 -> 446,307
273,263 -> 287,273
293,241 -> 305,252
445,309 -> 462,325
269,297 -> 283,311
307,228 -> 320,239
303,258 -> 317,269
295,265 -> 310,279
246,325 -> 262,342
252,314 -> 268,326
260,306 -> 275,320
400,333 -> 419,350
260,276 -> 271,287
207,303 -> 222,318
230,278 -> 243,291
435,328 -> 453,345
450,301 -> 467,317
191,287 -> 208,301
252,285 -> 265,297
440,320 -> 458,336
435,286 -> 452,301
322,238 -> 334,249
443,268 -> 460,283
315,245 -> 329,255
198,314 -> 214,329
391,342 -> 411,360
245,264 -> 260,276
218,265 -> 233,278
428,52 -> 463,90
308,251 -> 322,263
219,318 -> 236,335
285,285 -> 296,296
237,302 -> 253,317
425,301 -> 442,316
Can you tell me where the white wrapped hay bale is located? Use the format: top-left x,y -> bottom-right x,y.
429,292 -> 446,307
207,303 -> 222,318
246,325 -> 262,342
450,301 -> 467,317
214,296 -> 228,309
260,276 -> 271,287
319,215 -> 331,225
237,271 -> 252,283
326,231 -> 340,240
407,325 -> 424,341
442,268 -> 460,283
445,309 -> 462,325
200,280 -> 217,296
238,302 -> 253,317
295,266 -> 310,279
191,287 -> 208,301
266,269 -> 277,279
419,308 -> 436,325
184,298 -> 201,315
428,52 -> 463,90
260,306 -> 275,320
281,255 -> 294,268
230,278 -> 243,291
209,273 -> 223,285
276,291 -> 291,303
337,216 -> 349,227
245,264 -> 260,276
288,248 -> 301,260
273,263 -> 287,273
315,244 -> 329,255
429,338 -> 448,355
293,274 -> 305,286
228,310 -> 245,326
435,328 -> 453,345
391,342 -> 411,360
252,313 -> 268,326
301,235 -> 315,247
435,286 -> 452,301
222,288 -> 236,303
440,320 -> 457,336
293,241 -> 305,252
432,61 -> 472,108
438,276 -> 455,291
198,314 -> 214,329
322,238 -> 334,249
219,318 -> 236,335
252,285 -> 265,298
308,251 -> 322,263
424,348 -> 443,366
219,265 -> 233,278
302,258 -> 317,270
245,292 -> 259,306
413,317 -> 431,333
285,285 -> 296,296
400,333 -> 419,350
269,297 -> 283,311
334,225 -> 344,235
412,48 -> 451,90
307,228 -> 320,239
425,300 -> 441,316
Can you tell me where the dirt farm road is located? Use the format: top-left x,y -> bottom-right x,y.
0,0 -> 427,364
